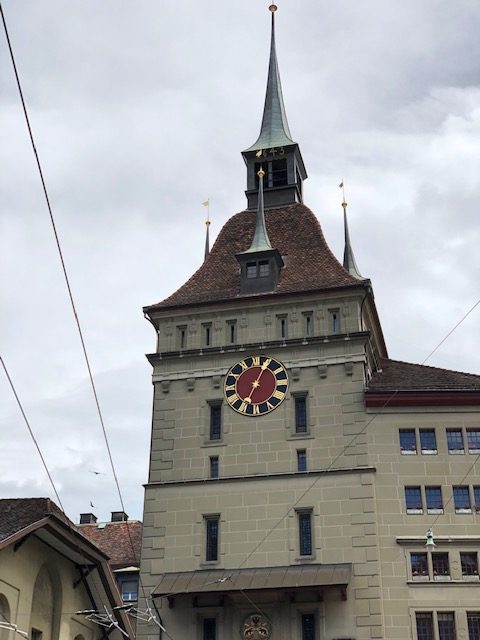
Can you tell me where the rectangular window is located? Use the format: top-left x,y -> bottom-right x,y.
203,618 -> 216,640
461,553 -> 479,579
205,516 -> 219,562
420,429 -> 437,454
467,429 -> 480,453
303,312 -> 313,337
202,323 -> 212,347
177,325 -> 187,350
453,486 -> 471,512
437,612 -> 456,640
209,404 -> 222,441
297,449 -> 307,472
425,486 -> 443,513
295,396 -> 308,434
447,429 -> 464,453
210,456 -> 219,479
416,612 -> 434,640
405,486 -> 423,513
301,614 -> 315,640
246,262 -> 257,278
121,579 -> 139,601
411,553 -> 428,580
227,320 -> 237,344
474,487 -> 480,513
298,510 -> 313,556
277,315 -> 288,339
258,260 -> 270,277
432,553 -> 450,580
467,612 -> 480,640
329,308 -> 340,334
400,429 -> 417,454
31,630 -> 43,640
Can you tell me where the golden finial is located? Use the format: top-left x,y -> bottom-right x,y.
339,180 -> 347,208
205,217 -> 211,226
269,4 -> 278,12
257,167 -> 265,178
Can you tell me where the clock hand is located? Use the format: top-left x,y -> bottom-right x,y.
246,359 -> 270,402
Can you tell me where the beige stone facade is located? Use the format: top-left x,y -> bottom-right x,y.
138,8 -> 480,640
139,288 -> 480,640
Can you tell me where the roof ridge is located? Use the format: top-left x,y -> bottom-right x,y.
380,357 -> 480,379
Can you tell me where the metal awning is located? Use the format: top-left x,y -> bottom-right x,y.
152,563 -> 351,601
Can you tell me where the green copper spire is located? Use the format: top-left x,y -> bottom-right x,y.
242,168 -> 273,253
342,200 -> 364,280
244,4 -> 295,152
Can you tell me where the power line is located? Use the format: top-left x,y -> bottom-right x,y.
0,355 -> 64,512
233,295 -> 480,571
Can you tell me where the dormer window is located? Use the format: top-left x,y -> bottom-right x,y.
246,260 -> 270,279
246,263 -> 257,278
258,260 -> 270,277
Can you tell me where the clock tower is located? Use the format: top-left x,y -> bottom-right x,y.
138,5 -> 480,640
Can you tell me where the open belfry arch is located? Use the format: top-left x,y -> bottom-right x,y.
138,5 -> 480,640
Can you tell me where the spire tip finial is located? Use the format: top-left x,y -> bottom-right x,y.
269,3 -> 278,12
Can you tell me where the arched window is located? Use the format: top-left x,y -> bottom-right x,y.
30,566 -> 62,640
0,594 -> 11,640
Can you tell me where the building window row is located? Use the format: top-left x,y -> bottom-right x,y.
399,428 -> 480,455
207,394 -> 310,442
405,485 -> 480,514
176,320 -> 237,349
202,614 -> 316,640
416,611 -> 480,640
203,510 -> 314,563
175,308 -> 346,349
411,551 -> 479,581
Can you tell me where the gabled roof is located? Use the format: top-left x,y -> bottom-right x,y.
0,498 -> 134,637
368,358 -> 480,392
0,497 -> 67,542
78,520 -> 143,570
146,203 -> 363,312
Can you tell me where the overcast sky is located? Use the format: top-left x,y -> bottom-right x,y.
1,0 -> 479,522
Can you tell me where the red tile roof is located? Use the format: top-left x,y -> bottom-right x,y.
0,498 -> 71,542
146,203 -> 363,311
367,358 -> 480,392
78,521 -> 143,570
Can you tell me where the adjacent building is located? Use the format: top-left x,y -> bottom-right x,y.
78,510 -> 143,605
138,6 -> 480,640
0,498 -> 133,640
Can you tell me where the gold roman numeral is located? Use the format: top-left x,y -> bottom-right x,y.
272,389 -> 284,400
273,366 -> 283,375
252,356 -> 260,366
239,360 -> 248,371
225,384 -> 236,392
266,401 -> 274,411
239,401 -> 248,413
229,393 -> 240,404
252,404 -> 260,415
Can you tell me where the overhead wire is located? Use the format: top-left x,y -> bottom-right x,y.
2,0 -> 479,629
0,4 -> 165,637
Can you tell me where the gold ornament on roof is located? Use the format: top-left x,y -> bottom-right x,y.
269,4 -> 278,12
257,167 -> 265,178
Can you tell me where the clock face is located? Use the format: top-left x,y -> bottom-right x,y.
224,355 -> 288,416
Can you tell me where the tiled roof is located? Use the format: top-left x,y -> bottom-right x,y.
146,203 -> 362,311
367,358 -> 480,392
0,497 -> 68,542
78,521 -> 143,570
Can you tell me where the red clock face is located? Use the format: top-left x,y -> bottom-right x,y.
224,355 -> 288,416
